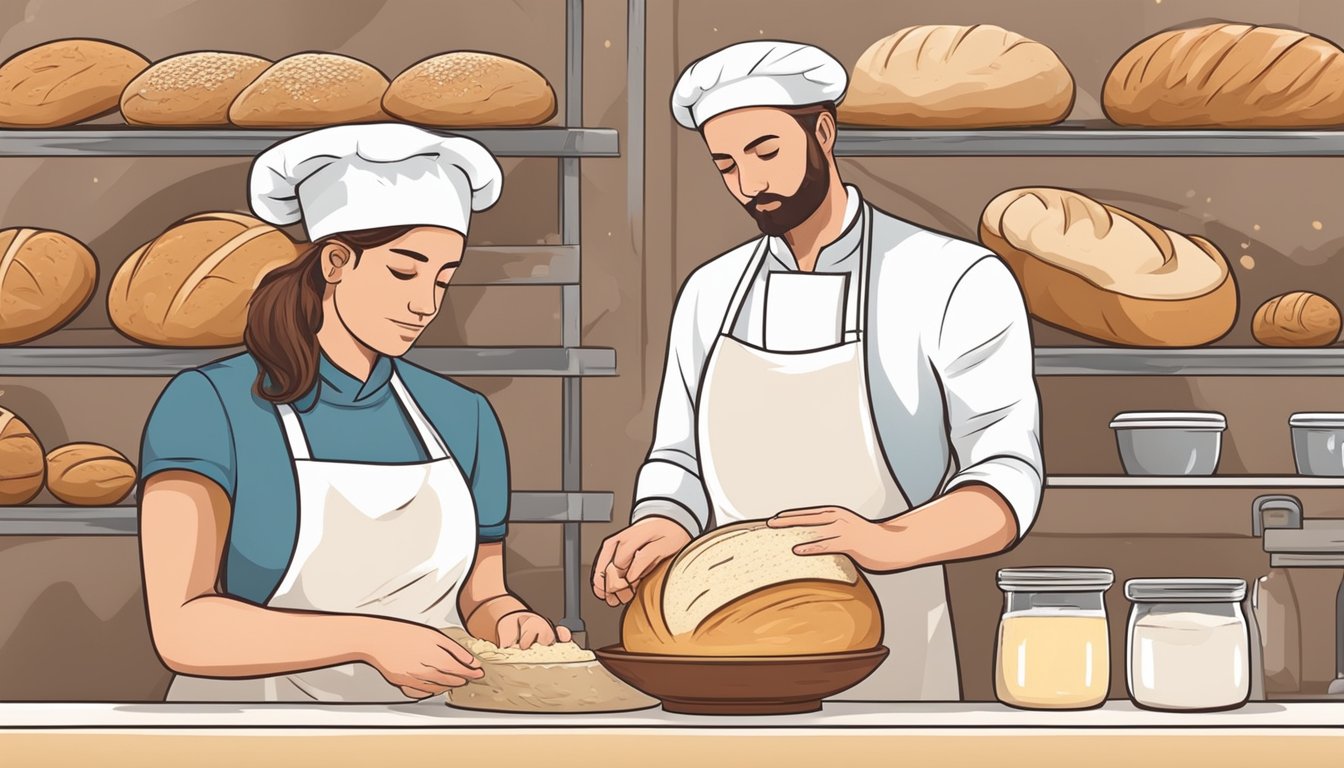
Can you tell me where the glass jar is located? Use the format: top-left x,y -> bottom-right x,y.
994,567 -> 1114,710
1125,578 -> 1250,712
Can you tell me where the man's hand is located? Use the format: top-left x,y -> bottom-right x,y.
592,517 -> 692,606
767,506 -> 905,572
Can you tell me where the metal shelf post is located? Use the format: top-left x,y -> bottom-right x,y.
559,0 -> 585,635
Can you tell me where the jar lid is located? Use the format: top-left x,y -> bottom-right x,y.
1109,411 -> 1227,430
1124,578 -> 1247,603
997,567 -> 1115,592
1289,413 -> 1344,428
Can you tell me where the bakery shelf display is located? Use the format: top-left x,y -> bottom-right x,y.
0,127 -> 618,157
1034,347 -> 1344,376
0,491 -> 615,536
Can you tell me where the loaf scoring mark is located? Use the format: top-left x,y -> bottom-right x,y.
1224,34 -> 1310,108
0,229 -> 36,303
163,223 -> 276,321
684,589 -> 711,611
1193,26 -> 1258,93
946,24 -> 981,64
880,27 -> 920,71
706,556 -> 734,571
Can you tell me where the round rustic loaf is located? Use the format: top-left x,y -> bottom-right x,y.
228,53 -> 390,127
0,228 -> 98,345
0,38 -> 148,127
839,25 -> 1074,128
0,408 -> 44,505
383,52 -> 557,127
121,52 -> 271,126
45,443 -> 136,506
621,521 -> 883,656
108,212 -> 300,347
1253,291 -> 1342,347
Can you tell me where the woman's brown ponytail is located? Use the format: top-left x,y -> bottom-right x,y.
246,225 -> 417,404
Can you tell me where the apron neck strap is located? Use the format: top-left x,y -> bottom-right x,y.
719,236 -> 771,337
274,368 -> 452,462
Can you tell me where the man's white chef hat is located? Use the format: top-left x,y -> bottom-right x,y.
249,123 -> 503,242
671,40 -> 847,130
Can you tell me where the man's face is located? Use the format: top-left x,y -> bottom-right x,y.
701,106 -> 832,236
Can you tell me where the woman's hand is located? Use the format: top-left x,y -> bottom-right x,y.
496,611 -> 573,650
767,506 -> 905,572
362,619 -> 484,699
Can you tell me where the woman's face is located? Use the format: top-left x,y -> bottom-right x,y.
326,226 -> 465,357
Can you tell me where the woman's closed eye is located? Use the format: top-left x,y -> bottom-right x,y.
759,149 -> 779,160
388,267 -> 416,280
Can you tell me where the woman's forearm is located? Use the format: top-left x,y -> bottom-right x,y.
153,596 -> 387,678
879,484 -> 1019,571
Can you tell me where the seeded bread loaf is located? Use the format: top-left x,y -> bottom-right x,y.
384,52 -> 556,127
1104,24 -> 1344,128
228,53 -> 390,127
979,188 -> 1238,347
621,521 -> 883,656
0,39 -> 147,127
121,52 -> 270,126
839,25 -> 1074,128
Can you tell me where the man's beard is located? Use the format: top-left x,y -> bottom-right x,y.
743,133 -> 831,237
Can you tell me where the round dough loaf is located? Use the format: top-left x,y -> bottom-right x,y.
838,25 -> 1074,128
0,408 -> 44,505
228,53 -> 390,127
45,443 -> 136,506
621,521 -> 883,656
1104,24 -> 1344,128
108,212 -> 300,348
0,228 -> 98,345
1253,291 -> 1342,347
383,52 -> 557,127
121,52 -> 271,126
0,39 -> 148,127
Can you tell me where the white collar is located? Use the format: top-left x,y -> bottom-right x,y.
767,184 -> 863,270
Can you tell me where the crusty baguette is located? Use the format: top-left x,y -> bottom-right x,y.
979,188 -> 1238,347
121,52 -> 271,126
1104,23 -> 1344,128
839,24 -> 1074,128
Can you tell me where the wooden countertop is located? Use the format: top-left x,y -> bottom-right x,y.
2,701 -> 1343,767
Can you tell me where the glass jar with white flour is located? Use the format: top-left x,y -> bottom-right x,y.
994,567 -> 1114,710
1125,578 -> 1250,712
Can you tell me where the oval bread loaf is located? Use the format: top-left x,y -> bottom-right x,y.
0,408 -> 44,505
979,187 -> 1238,347
229,53 -> 390,127
121,52 -> 271,126
383,52 -> 557,127
46,443 -> 135,506
0,39 -> 148,127
839,25 -> 1074,128
1253,292 -> 1342,347
108,212 -> 300,347
621,521 -> 883,656
0,228 -> 98,345
1104,24 -> 1344,128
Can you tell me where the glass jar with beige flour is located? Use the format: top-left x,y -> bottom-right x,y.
1125,578 -> 1250,712
994,567 -> 1114,710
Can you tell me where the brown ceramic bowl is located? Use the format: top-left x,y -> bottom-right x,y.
594,645 -> 889,715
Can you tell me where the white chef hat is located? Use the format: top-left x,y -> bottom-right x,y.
671,41 -> 847,130
249,123 -> 503,242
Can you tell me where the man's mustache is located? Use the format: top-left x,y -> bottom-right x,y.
747,193 -> 789,209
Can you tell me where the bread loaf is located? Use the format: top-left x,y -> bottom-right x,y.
1253,292 -> 1342,347
108,212 -> 300,347
0,408 -> 44,505
0,228 -> 98,345
621,521 -> 883,656
228,53 -> 390,127
0,39 -> 148,127
46,443 -> 135,506
979,188 -> 1237,347
383,52 -> 557,127
439,627 -> 656,713
1104,24 -> 1344,128
121,52 -> 270,126
838,25 -> 1074,128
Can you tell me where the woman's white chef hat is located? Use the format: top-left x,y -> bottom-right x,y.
249,123 -> 503,242
671,41 -> 847,130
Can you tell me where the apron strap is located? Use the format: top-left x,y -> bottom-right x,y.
719,236 -> 772,337
846,201 -> 874,342
388,370 -> 452,462
275,403 -> 313,462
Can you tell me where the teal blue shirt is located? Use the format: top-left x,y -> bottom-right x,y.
139,351 -> 509,605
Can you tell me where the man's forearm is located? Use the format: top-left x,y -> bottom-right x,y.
875,484 -> 1019,572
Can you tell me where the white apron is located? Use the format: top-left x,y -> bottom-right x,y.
697,204 -> 961,701
165,371 -> 479,703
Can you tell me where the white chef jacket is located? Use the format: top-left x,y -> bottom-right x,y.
632,185 -> 1044,537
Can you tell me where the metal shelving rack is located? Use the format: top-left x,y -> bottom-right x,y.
0,0 -> 614,635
